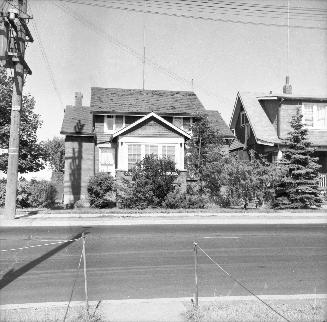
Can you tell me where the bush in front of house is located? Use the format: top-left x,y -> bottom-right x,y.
0,178 -> 57,208
87,172 -> 115,208
27,180 -> 57,208
0,179 -> 6,207
117,155 -> 180,209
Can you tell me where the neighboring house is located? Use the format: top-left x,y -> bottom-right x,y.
60,88 -> 233,205
229,78 -> 327,190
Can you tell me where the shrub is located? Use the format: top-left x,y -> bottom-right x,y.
27,180 -> 57,208
0,179 -> 6,207
0,178 -> 57,208
74,199 -> 90,209
87,172 -> 115,208
117,155 -> 179,209
162,187 -> 208,209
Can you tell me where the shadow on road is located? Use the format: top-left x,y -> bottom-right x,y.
0,231 -> 87,290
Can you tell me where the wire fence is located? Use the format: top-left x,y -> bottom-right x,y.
0,232 -> 92,321
194,241 -> 292,322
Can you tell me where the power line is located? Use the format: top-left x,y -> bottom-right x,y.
58,0 -> 327,30
65,0 -> 327,22
197,244 -> 292,322
28,2 -> 64,109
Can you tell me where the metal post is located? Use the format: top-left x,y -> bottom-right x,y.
4,0 -> 27,219
82,232 -> 89,320
193,241 -> 198,307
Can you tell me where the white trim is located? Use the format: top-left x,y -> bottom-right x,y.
117,136 -> 185,171
104,115 -> 125,133
112,112 -> 191,139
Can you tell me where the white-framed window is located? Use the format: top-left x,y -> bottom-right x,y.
302,103 -> 327,129
126,143 -> 177,170
162,145 -> 175,161
172,117 -> 192,132
240,111 -> 247,127
128,144 -> 141,170
145,144 -> 159,157
99,147 -> 115,175
104,115 -> 125,133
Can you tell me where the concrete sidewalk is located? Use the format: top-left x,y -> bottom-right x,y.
1,294 -> 326,322
0,211 -> 326,227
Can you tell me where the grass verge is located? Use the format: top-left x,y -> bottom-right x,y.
184,298 -> 327,322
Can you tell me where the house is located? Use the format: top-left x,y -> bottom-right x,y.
60,88 -> 233,205
229,77 -> 327,189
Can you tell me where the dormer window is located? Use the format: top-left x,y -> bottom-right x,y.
104,115 -> 125,133
240,111 -> 248,127
302,103 -> 327,129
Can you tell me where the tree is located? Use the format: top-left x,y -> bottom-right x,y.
186,113 -> 224,191
214,153 -> 285,208
274,110 -> 323,209
0,68 -> 45,173
42,137 -> 65,173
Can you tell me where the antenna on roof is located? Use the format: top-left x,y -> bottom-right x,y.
142,0 -> 146,90
283,0 -> 292,94
191,78 -> 194,91
287,0 -> 290,76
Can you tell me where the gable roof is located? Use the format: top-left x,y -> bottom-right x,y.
90,87 -> 206,115
205,110 -> 234,138
60,106 -> 93,135
112,112 -> 191,139
230,92 -> 281,145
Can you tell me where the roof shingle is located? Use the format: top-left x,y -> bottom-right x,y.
205,110 -> 234,138
90,87 -> 206,115
60,106 -> 93,135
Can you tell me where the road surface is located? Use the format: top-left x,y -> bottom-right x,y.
0,224 -> 326,305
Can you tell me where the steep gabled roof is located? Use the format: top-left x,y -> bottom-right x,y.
205,110 -> 234,138
230,92 -> 281,145
60,106 -> 93,135
112,112 -> 191,139
90,87 -> 206,114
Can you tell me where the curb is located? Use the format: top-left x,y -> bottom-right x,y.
1,216 -> 327,227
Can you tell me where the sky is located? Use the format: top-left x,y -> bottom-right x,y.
6,0 -> 327,142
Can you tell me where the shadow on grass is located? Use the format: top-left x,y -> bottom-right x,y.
0,231 -> 87,290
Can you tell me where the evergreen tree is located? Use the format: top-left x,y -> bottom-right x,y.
274,109 -> 323,209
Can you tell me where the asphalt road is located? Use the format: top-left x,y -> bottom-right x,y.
0,224 -> 326,305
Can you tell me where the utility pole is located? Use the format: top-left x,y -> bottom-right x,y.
1,0 -> 32,219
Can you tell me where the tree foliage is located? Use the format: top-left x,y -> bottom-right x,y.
0,69 -> 45,173
274,110 -> 323,209
210,154 -> 285,208
42,137 -> 65,173
186,113 -> 224,190
87,172 -> 115,208
117,155 -> 179,209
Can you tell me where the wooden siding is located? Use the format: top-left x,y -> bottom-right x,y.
279,101 -> 300,139
261,100 -> 278,131
122,118 -> 181,137
64,136 -> 95,204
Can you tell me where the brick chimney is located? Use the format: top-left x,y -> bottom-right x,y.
283,76 -> 292,94
75,92 -> 83,107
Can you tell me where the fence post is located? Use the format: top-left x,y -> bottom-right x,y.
193,241 -> 198,307
82,232 -> 89,320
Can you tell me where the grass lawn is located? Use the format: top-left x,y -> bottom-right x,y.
184,298 -> 327,322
